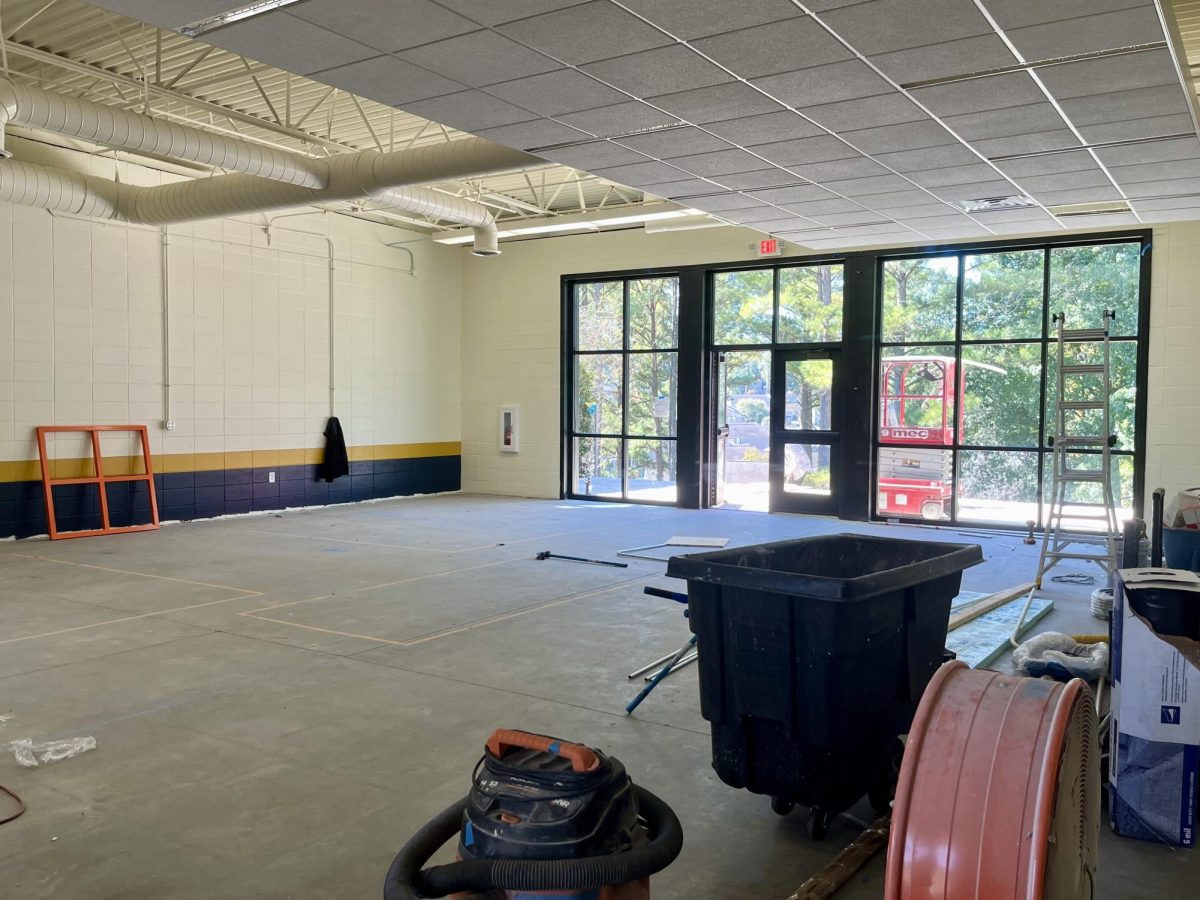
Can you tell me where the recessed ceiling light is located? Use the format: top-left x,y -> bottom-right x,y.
1048,201 -> 1133,218
951,195 -> 1037,213
179,0 -> 305,37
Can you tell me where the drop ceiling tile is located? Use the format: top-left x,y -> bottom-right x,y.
434,0 -> 591,25
497,2 -> 673,65
485,69 -> 627,116
982,216 -> 1061,233
817,0 -> 993,55
824,174 -> 917,196
754,59 -> 893,109
1079,114 -> 1196,144
838,224 -> 919,238
1134,206 -> 1200,222
615,127 -> 733,158
907,163 -> 1003,188
1017,168 -> 1117,193
973,130 -> 1082,157
642,178 -> 728,199
1096,137 -> 1200,167
1061,212 -> 1142,227
750,185 -> 843,205
788,156 -> 892,182
1108,160 -> 1200,184
873,144 -> 980,172
706,113 -> 825,147
722,205 -> 802,224
685,193 -> 765,212
854,189 -> 940,209
616,0 -> 803,40
1059,84 -> 1191,126
882,203 -> 960,218
993,151 -> 1097,178
398,30 -> 559,86
1007,7 -> 1165,60
900,214 -> 978,230
1033,187 -> 1124,205
986,0 -> 1152,31
815,211 -> 899,226
931,180 -> 1025,201
871,35 -> 1018,84
919,225 -> 993,240
801,94 -> 927,132
754,218 -> 824,232
1036,49 -> 1179,100
474,119 -> 592,150
941,103 -> 1068,141
911,72 -> 1046,118
1124,178 -> 1200,198
538,141 -> 651,169
648,83 -> 783,125
780,198 -> 870,216
206,13 -> 378,75
672,149 -> 776,178
1130,195 -> 1200,211
291,0 -> 478,53
841,120 -> 958,155
591,160 -> 690,186
753,135 -> 860,167
692,17 -> 852,78
557,102 -> 683,138
316,56 -> 464,106
400,90 -> 537,131
716,169 -> 808,190
582,46 -> 732,96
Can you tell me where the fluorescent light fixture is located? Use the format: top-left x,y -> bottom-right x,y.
431,204 -> 708,245
1048,201 -> 1132,218
180,0 -> 304,37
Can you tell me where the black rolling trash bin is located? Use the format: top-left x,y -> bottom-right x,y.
667,533 -> 982,838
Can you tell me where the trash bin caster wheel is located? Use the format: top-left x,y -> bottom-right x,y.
770,797 -> 795,816
806,808 -> 831,840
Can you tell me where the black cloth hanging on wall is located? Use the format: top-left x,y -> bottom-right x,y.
320,416 -> 349,483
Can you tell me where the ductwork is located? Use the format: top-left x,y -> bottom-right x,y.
0,78 -> 327,187
0,80 -> 540,253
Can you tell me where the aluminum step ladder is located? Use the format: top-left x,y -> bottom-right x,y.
1010,310 -> 1122,648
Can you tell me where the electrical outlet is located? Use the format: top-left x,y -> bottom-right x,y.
268,471 -> 275,483
165,420 -> 176,431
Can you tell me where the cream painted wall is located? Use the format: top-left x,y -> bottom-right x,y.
461,221 -> 1200,515
0,136 -> 462,472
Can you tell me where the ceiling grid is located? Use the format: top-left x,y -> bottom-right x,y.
31,1 -> 1200,244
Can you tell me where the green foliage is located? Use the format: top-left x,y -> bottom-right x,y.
734,398 -> 769,424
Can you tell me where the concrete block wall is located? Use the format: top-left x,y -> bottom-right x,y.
0,137 -> 463,537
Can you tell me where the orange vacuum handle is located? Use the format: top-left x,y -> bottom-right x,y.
485,729 -> 600,773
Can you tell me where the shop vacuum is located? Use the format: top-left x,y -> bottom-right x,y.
384,729 -> 683,900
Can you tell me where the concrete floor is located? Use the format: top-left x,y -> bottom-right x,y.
0,494 -> 1192,899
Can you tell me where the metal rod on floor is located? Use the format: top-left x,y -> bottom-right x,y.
625,634 -> 697,716
628,651 -> 677,679
643,650 -> 698,682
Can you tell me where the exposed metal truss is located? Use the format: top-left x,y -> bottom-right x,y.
0,0 -> 645,227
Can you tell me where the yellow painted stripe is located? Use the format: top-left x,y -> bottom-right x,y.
0,442 -> 461,484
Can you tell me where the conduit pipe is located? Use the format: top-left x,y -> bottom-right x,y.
0,78 -> 327,187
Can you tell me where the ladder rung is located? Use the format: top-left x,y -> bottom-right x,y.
1045,551 -> 1115,562
1061,364 -> 1105,374
1051,511 -> 1113,520
1060,401 -> 1105,410
1059,470 -> 1106,482
1061,328 -> 1108,340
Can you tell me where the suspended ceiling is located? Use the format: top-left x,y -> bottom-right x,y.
0,0 -> 648,228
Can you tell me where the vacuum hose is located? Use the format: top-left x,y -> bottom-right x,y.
384,784 -> 683,900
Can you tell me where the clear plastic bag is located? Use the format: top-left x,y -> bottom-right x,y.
8,737 -> 96,767
1013,632 -> 1108,682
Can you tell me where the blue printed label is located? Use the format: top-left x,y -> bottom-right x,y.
1162,705 -> 1182,725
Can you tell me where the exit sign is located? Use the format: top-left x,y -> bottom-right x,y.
757,238 -> 783,257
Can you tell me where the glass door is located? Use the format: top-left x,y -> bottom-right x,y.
771,349 -> 841,515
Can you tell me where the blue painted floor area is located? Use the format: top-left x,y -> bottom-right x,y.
0,494 -> 1187,899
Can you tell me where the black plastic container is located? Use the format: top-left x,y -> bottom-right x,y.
666,533 -> 982,834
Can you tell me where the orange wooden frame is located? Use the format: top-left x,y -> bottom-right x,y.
35,425 -> 160,540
